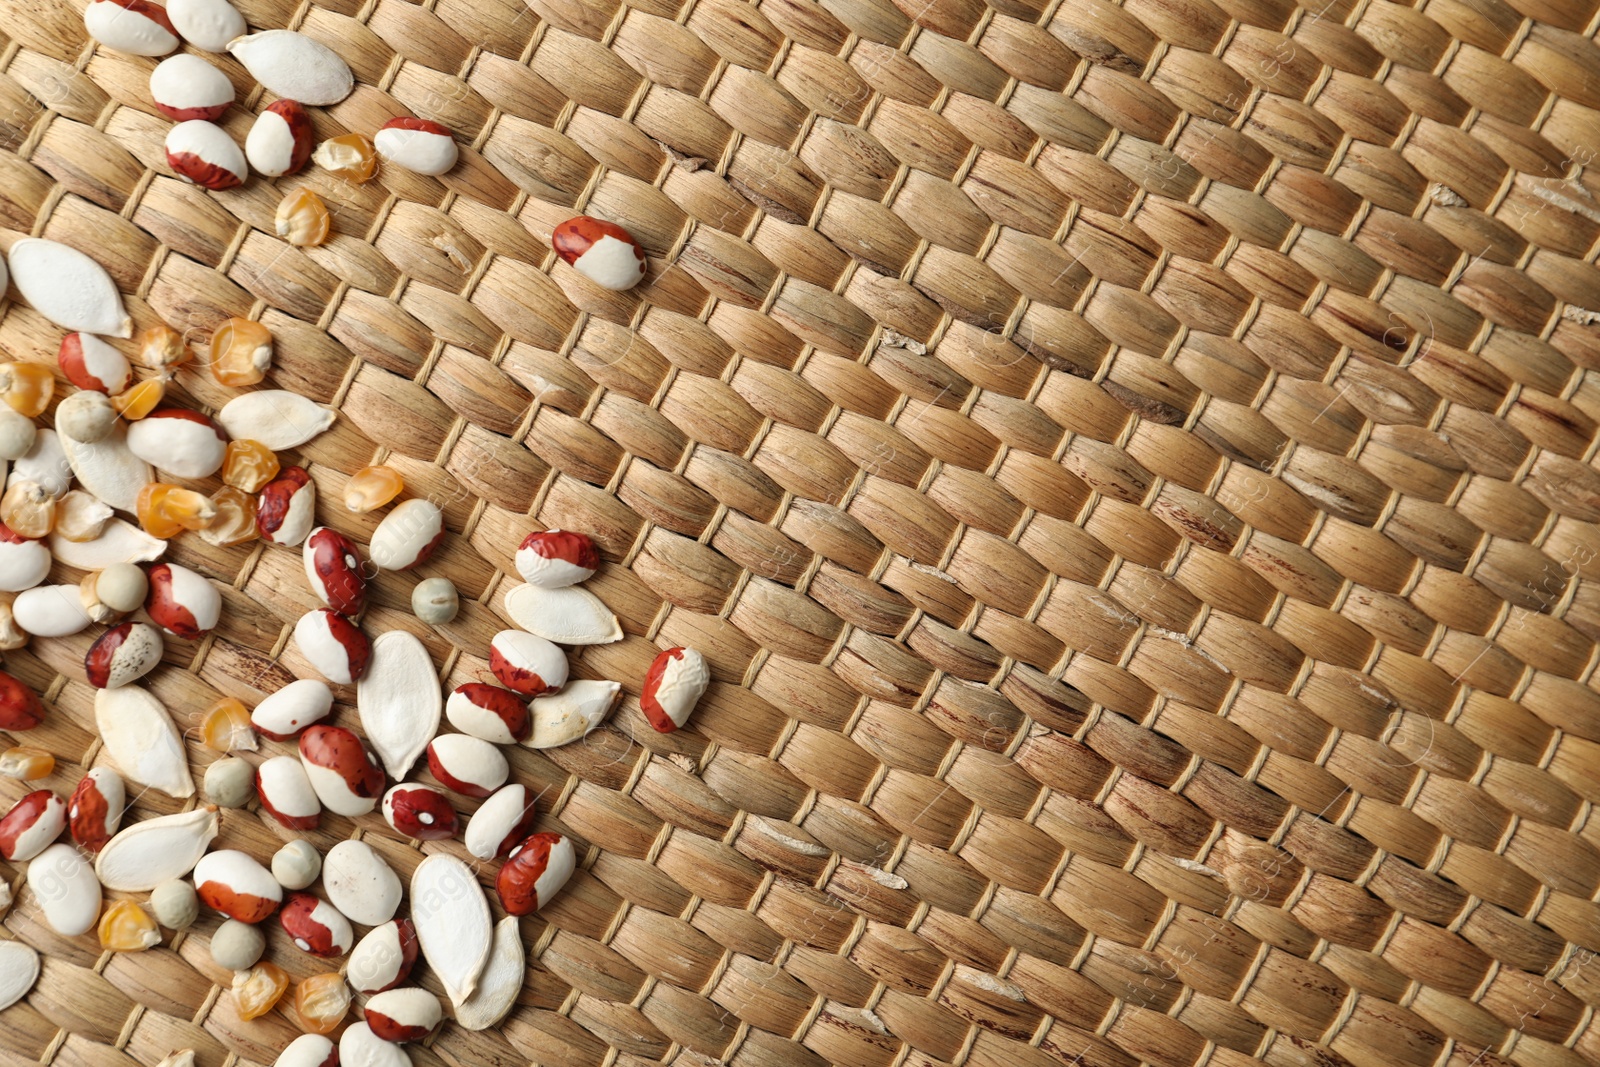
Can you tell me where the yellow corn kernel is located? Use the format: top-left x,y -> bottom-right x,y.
138,324 -> 191,370
199,697 -> 257,752
343,466 -> 404,513
233,962 -> 290,1021
99,899 -> 161,951
312,134 -> 377,184
222,440 -> 279,493
0,480 -> 55,539
0,746 -> 54,780
0,363 -> 54,417
275,189 -> 331,247
137,483 -> 216,539
111,378 -> 165,420
199,486 -> 258,548
288,973 -> 349,1035
210,319 -> 272,388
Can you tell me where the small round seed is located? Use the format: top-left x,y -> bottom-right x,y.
272,839 -> 322,890
210,918 -> 265,971
203,757 -> 255,808
149,879 -> 199,929
411,577 -> 458,624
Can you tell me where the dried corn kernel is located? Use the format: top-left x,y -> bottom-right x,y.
200,697 -> 257,752
343,466 -> 404,513
137,483 -> 217,539
233,962 -> 290,1020
210,319 -> 272,388
0,480 -> 55,539
0,363 -> 54,418
288,973 -> 349,1035
313,134 -> 377,184
0,746 -> 54,779
138,324 -> 190,370
275,189 -> 331,247
99,899 -> 161,951
199,486 -> 258,548
111,378 -> 165,420
222,440 -> 279,493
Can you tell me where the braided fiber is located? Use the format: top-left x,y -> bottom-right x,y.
3,0 -> 1600,1064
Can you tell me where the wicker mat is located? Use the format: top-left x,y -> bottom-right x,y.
1,0 -> 1599,1064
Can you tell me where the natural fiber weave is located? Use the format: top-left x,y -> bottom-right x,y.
2,0 -> 1600,1064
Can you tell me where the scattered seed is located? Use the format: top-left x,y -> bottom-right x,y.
496,832 -> 576,916
463,783 -> 538,860
525,679 -> 621,749
294,609 -> 371,685
84,621 -> 163,688
426,734 -> 508,799
454,915 -> 523,1030
298,724 -> 385,816
340,1023 -> 411,1067
166,119 -> 248,190
226,31 -> 354,106
323,840 -> 402,928
364,987 -> 441,1043
150,53 -> 233,120
279,892 -> 352,957
256,754 -> 321,830
149,878 -> 199,929
271,839 -> 321,890
246,99 -> 314,177
6,238 -> 132,337
369,498 -> 444,571
216,390 -> 335,449
373,118 -> 458,176
95,684 -> 194,797
313,134 -> 378,183
126,408 -> 229,479
411,576 -> 458,624
59,423 -> 154,512
0,942 -> 40,1012
257,467 -> 316,546
204,756 -> 254,808
516,529 -> 599,587
29,843 -> 101,935
166,0 -> 245,51
0,789 -> 66,861
357,630 -> 441,778
58,333 -> 131,394
640,646 -> 709,732
67,767 -> 125,852
145,562 -> 223,639
250,678 -> 334,741
347,918 -> 417,995
410,853 -> 492,1005
210,918 -> 265,971
195,849 -> 283,923
276,188 -> 331,246
50,519 -> 165,570
14,584 -> 93,636
94,806 -> 217,890
84,0 -> 179,55
504,582 -> 622,645
552,216 -> 647,291
488,629 -> 568,697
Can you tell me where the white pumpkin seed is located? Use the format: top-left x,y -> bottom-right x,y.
59,423 -> 153,512
50,519 -> 165,569
94,806 -> 218,891
504,582 -> 622,644
226,31 -> 354,106
28,843 -> 101,936
455,915 -> 523,1029
215,390 -> 335,449
94,684 -> 194,798
12,429 -> 70,499
322,840 -> 401,927
357,631 -> 440,778
410,854 -> 491,1005
7,239 -> 132,337
525,679 -> 621,749
0,941 -> 40,1011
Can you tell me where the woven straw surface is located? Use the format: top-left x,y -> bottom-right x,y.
2,0 -> 1600,1064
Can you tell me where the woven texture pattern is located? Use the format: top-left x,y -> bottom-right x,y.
3,0 -> 1600,1064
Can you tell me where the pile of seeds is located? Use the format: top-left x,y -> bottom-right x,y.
0,1 -> 690,1062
